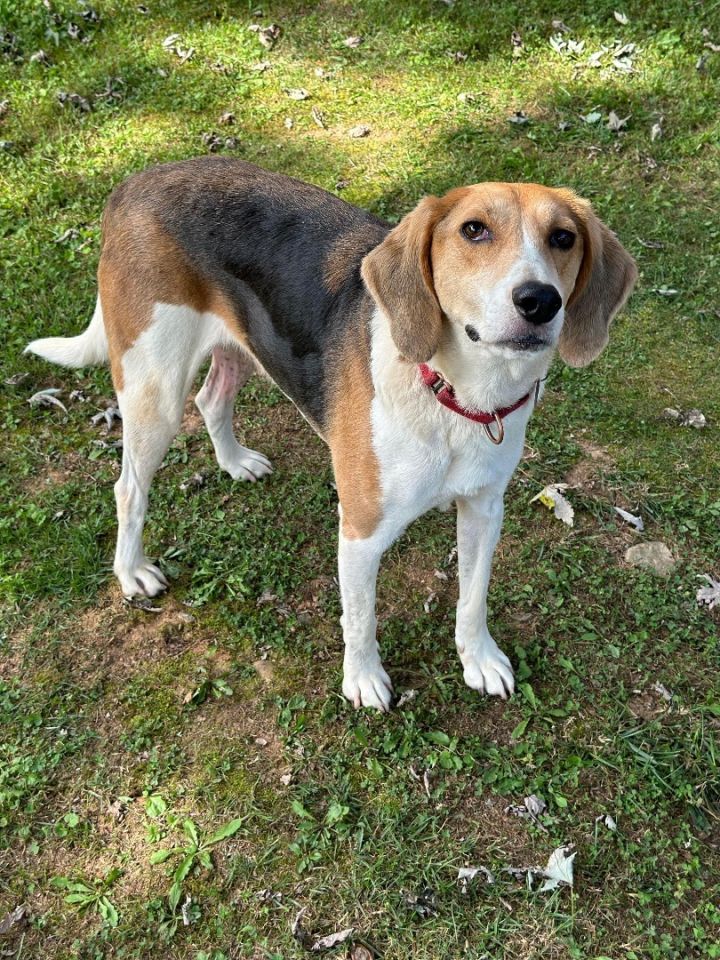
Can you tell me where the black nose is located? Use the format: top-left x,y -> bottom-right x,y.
512,282 -> 562,325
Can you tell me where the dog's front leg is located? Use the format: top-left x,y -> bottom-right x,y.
338,530 -> 394,711
455,488 -> 515,699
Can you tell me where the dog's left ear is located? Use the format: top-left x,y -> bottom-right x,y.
361,196 -> 445,363
559,194 -> 638,367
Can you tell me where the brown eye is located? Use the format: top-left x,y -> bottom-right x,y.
461,221 -> 491,242
550,229 -> 575,250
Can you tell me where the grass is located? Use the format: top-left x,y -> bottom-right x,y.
1,0 -> 719,957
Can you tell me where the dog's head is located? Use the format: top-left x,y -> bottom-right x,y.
361,183 -> 637,369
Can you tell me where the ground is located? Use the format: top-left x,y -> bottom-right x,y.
1,1 -> 719,958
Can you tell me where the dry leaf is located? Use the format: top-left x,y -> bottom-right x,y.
57,91 -> 91,112
539,845 -> 575,891
696,574 -> 720,611
348,124 -> 370,138
508,110 -> 529,124
311,927 -> 354,951
0,906 -> 27,936
28,388 -> 68,413
607,110 -> 630,132
457,865 -> 495,891
614,11 -> 629,24
344,36 -> 363,48
284,88 -> 309,100
311,106 -> 326,128
350,947 -> 373,960
614,506 -> 644,532
531,483 -> 574,526
582,110 -> 602,124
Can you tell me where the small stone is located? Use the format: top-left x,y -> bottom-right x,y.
625,541 -> 676,576
348,124 -> 370,138
253,659 -> 274,683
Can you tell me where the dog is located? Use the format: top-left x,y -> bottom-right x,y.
26,158 -> 636,711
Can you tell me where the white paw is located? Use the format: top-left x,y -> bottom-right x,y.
461,644 -> 515,699
115,560 -> 169,598
342,660 -> 394,712
223,447 -> 273,482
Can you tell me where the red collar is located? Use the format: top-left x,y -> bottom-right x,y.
418,363 -> 534,444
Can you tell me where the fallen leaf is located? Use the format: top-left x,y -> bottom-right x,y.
180,472 -> 204,491
350,947 -> 373,960
348,124 -> 371,138
284,87 -> 309,100
652,681 -> 673,702
596,813 -> 617,831
57,91 -> 91,112
524,794 -> 547,818
650,118 -> 663,140
344,36 -> 363,48
91,406 -> 122,431
30,49 -> 51,65
531,483 -> 574,526
457,865 -> 495,891
396,689 -> 417,708
539,845 -> 575,891
582,110 -> 602,124
250,60 -> 272,72
284,117 -> 294,129
403,888 -> 436,918
614,506 -> 644,532
250,23 -> 281,49
508,110 -> 529,124
0,905 -> 27,936
614,11 -> 629,24
607,110 -> 630,132
311,927 -> 354,951
311,106 -> 326,128
28,388 -> 68,413
697,574 -> 720,611
219,111 -> 235,125
551,19 -> 570,32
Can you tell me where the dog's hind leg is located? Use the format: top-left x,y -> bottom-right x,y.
111,306 -> 212,598
195,346 -> 272,482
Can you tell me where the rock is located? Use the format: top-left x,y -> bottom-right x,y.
253,659 -> 275,683
625,541 -> 676,576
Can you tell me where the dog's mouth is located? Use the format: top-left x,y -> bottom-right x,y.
498,334 -> 549,352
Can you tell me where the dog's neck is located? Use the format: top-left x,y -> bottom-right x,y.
370,310 -> 553,416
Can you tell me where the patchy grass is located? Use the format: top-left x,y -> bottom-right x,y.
1,1 -> 719,958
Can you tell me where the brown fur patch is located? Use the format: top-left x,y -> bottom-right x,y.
327,333 -> 382,540
98,211 -> 243,391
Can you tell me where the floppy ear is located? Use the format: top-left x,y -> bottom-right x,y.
559,195 -> 638,367
361,196 -> 445,362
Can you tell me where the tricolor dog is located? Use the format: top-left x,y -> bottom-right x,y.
26,158 -> 636,711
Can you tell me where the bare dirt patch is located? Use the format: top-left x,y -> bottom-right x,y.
565,436 -> 615,492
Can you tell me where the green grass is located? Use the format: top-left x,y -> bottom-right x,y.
1,1 -> 719,957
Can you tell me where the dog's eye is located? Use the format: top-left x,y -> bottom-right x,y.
549,229 -> 575,250
461,221 -> 491,242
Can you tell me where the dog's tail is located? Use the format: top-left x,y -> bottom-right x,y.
25,298 -> 109,368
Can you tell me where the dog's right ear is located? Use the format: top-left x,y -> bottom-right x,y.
361,196 -> 445,362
